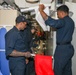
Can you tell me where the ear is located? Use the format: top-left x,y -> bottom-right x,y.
62,11 -> 66,15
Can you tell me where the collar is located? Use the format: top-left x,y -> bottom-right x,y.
64,15 -> 69,18
13,26 -> 19,32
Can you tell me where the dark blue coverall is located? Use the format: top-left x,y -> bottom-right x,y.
45,16 -> 75,75
5,26 -> 27,75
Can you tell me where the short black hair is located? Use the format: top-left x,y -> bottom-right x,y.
57,5 -> 69,14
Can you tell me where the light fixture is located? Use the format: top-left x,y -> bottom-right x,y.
26,0 -> 39,3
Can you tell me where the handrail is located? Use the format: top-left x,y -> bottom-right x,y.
0,49 -> 5,51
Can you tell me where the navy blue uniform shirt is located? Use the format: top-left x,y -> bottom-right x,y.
20,26 -> 32,53
45,16 -> 75,44
5,26 -> 27,59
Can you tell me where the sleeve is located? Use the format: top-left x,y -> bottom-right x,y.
45,16 -> 65,28
5,32 -> 18,58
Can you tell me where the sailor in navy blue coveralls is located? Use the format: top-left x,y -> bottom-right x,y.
39,5 -> 75,75
5,15 -> 31,75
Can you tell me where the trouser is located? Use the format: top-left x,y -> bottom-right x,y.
11,67 -> 26,75
54,44 -> 74,75
9,59 -> 26,75
26,58 -> 35,75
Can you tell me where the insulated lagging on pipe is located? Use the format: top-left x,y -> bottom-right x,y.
0,28 -> 10,75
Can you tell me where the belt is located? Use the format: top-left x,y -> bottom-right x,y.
57,42 -> 71,45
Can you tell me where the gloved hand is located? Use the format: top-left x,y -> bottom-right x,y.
25,52 -> 31,58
